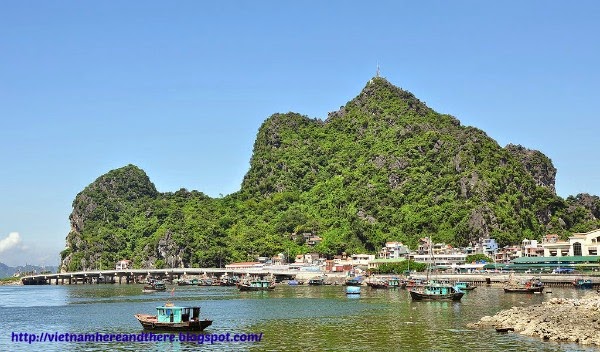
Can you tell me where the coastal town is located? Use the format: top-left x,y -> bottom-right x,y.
222,228 -> 600,275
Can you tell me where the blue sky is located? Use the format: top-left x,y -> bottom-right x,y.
1,1 -> 599,266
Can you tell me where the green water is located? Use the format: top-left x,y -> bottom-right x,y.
0,284 -> 597,351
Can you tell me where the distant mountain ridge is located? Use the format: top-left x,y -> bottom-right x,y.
60,77 -> 600,272
0,262 -> 57,278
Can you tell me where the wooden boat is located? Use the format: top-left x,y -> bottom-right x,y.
177,278 -> 198,286
143,280 -> 167,293
134,302 -> 212,331
572,278 -> 593,289
367,281 -> 389,289
237,279 -> 275,291
387,277 -> 406,289
219,275 -> 239,286
345,277 -> 363,286
503,278 -> 544,293
409,283 -> 464,301
308,278 -> 325,286
454,281 -> 476,291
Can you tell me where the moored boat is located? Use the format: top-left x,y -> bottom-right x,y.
134,302 -> 212,331
572,278 -> 593,289
454,281 -> 476,291
143,280 -> 167,293
503,277 -> 544,293
308,277 -> 325,286
345,276 -> 363,286
237,279 -> 275,291
177,278 -> 198,286
409,283 -> 464,301
366,280 -> 389,289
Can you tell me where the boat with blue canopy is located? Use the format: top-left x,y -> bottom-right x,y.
134,302 -> 212,331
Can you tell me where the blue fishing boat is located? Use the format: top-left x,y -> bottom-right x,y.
134,302 -> 212,331
345,276 -> 363,286
454,281 -> 476,291
573,278 -> 593,289
308,277 -> 325,286
237,279 -> 275,291
143,280 -> 167,293
409,283 -> 464,301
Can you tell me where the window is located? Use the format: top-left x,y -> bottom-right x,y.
573,242 -> 582,256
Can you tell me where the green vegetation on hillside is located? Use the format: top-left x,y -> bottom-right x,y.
60,78 -> 600,271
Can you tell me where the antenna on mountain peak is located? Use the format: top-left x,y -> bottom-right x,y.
376,63 -> 380,78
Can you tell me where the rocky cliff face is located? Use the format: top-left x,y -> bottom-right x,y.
505,144 -> 557,194
60,165 -> 159,272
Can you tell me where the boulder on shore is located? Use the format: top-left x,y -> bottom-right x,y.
468,293 -> 600,346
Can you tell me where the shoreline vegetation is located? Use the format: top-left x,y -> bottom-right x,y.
468,293 -> 600,346
0,277 -> 22,286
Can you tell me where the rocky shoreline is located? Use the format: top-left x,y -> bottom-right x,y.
468,293 -> 600,346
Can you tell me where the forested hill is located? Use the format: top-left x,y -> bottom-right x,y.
59,77 -> 600,271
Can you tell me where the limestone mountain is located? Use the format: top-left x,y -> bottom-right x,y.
60,78 -> 600,271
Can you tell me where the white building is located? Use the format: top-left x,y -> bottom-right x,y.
379,242 -> 410,259
115,260 -> 131,270
542,229 -> 600,257
351,254 -> 375,266
411,253 -> 467,267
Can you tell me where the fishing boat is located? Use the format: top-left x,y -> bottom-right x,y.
408,236 -> 464,301
366,276 -> 402,289
345,276 -> 363,286
454,281 -> 476,291
237,279 -> 275,291
366,279 -> 389,289
143,280 -> 167,293
134,302 -> 212,331
387,277 -> 406,289
572,278 -> 593,289
219,274 -> 239,286
308,277 -> 325,286
177,278 -> 198,286
503,277 -> 544,293
409,283 -> 464,301
287,279 -> 304,286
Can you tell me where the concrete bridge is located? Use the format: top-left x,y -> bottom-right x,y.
20,267 -> 307,285
21,269 -> 600,288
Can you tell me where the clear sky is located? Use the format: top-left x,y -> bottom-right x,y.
1,1 -> 599,267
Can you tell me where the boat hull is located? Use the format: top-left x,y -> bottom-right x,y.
134,314 -> 212,331
573,281 -> 593,289
409,290 -> 464,301
366,282 -> 389,289
503,286 -> 544,293
237,284 -> 275,291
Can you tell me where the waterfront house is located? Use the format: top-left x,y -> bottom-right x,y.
379,242 -> 410,259
115,260 -> 131,270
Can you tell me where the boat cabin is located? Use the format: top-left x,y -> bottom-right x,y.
387,277 -> 401,287
248,280 -> 272,288
156,303 -> 201,323
422,285 -> 459,295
